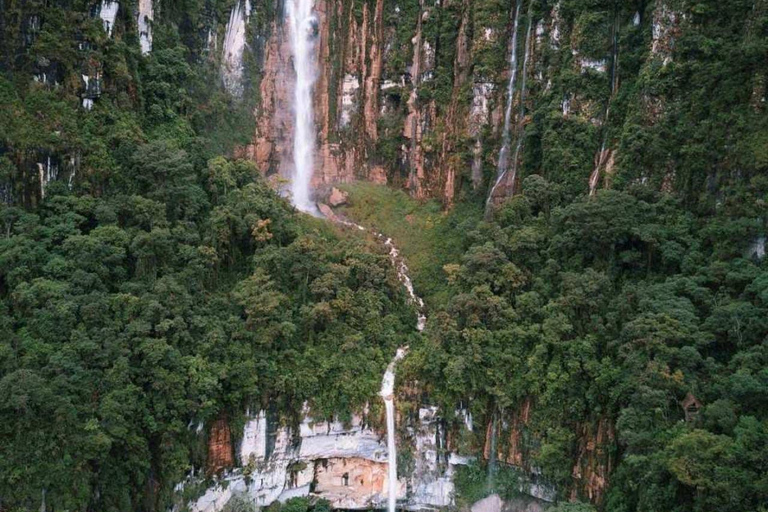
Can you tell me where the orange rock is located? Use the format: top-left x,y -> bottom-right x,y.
207,418 -> 234,475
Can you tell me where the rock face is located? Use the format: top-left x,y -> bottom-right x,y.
190,408 -> 470,511
207,418 -> 234,475
238,0 -> 710,207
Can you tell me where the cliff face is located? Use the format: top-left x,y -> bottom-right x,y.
191,407 -> 468,511
2,0 -> 759,209
242,0 -> 717,208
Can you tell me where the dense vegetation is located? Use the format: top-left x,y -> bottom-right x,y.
1,0 -> 767,511
407,176 -> 767,511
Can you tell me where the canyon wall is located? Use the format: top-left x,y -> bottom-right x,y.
188,407 -> 473,511
241,0 -> 707,208
2,0 -> 760,209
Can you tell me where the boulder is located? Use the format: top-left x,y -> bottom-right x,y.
472,494 -> 503,512
329,187 -> 349,207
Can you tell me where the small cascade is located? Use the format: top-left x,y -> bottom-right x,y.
333,218 -> 427,331
588,8 -> 620,196
487,0 -> 534,212
287,0 -> 319,214
221,0 -> 251,96
138,0 -> 153,54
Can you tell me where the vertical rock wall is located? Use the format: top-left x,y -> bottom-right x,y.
191,407 -> 470,511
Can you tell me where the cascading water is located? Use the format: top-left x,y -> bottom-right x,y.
331,216 -> 427,512
487,0 -> 523,207
486,0 -> 534,211
589,8 -> 620,196
507,4 -> 534,194
287,0 -> 319,214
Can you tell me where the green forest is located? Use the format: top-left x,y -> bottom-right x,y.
1,0 -> 767,511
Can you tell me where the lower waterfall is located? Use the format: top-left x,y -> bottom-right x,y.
381,348 -> 408,512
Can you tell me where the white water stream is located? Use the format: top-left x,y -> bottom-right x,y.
333,216 -> 427,512
487,0 -> 523,206
486,0 -> 534,208
287,0 -> 319,214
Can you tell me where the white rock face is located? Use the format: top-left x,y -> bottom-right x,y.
579,57 -> 607,73
189,407 -> 472,512
469,82 -> 494,188
406,407 -> 458,509
469,83 -> 494,137
137,0 -> 153,54
37,157 -> 57,198
99,1 -> 119,37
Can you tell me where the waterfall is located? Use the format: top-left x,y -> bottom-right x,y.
486,0 -> 534,210
506,5 -> 534,194
486,0 -> 522,207
381,347 -> 408,512
589,8 -> 620,196
328,214 -> 428,512
287,0 -> 319,214
221,0 -> 251,96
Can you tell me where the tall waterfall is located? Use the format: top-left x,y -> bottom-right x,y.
287,0 -> 319,214
488,0 -> 522,194
488,0 -> 523,206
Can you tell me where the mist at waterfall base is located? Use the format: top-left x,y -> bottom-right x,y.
287,0 -> 320,215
